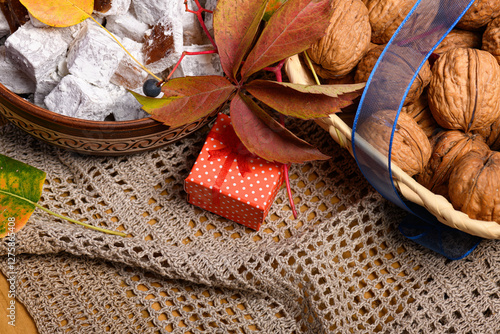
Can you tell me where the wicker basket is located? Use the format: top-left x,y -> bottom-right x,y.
285,54 -> 500,240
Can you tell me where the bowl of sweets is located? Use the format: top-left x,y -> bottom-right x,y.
0,0 -> 221,156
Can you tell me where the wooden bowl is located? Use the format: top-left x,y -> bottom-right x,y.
0,83 -> 217,156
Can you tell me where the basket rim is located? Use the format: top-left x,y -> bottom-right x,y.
284,54 -> 500,240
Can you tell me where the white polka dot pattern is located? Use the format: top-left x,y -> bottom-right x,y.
185,114 -> 284,231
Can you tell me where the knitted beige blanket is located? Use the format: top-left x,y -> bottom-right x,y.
0,117 -> 498,334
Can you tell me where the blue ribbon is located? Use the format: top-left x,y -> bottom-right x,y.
352,0 -> 481,259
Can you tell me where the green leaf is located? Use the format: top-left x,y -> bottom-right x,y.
245,80 -> 364,119
141,76 -> 236,128
19,0 -> 93,27
129,90 -> 178,110
0,154 -> 45,238
230,93 -> 331,164
214,0 -> 269,82
0,154 -> 127,237
263,0 -> 287,21
240,0 -> 334,80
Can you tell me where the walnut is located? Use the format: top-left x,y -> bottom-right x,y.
306,0 -> 371,78
482,16 -> 500,64
401,93 -> 438,137
448,150 -> 500,223
473,116 -> 500,151
365,0 -> 438,44
428,48 -> 500,132
365,0 -> 415,44
354,44 -> 432,105
325,70 -> 356,85
456,0 -> 500,31
434,29 -> 482,55
417,130 -> 490,199
357,110 -> 431,176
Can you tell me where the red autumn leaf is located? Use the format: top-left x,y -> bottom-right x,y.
230,93 -> 330,164
240,0 -> 334,80
263,0 -> 287,21
19,0 -> 93,27
214,0 -> 268,82
245,80 -> 364,119
138,76 -> 236,128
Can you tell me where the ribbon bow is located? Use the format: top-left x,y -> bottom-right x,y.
207,125 -> 254,206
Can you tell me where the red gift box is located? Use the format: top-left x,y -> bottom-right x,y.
185,113 -> 284,230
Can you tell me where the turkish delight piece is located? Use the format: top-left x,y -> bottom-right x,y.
105,11 -> 149,42
94,0 -> 131,17
111,92 -> 149,121
0,45 -> 35,94
67,22 -> 124,87
142,13 -> 183,74
4,21 -> 70,82
177,44 -> 222,77
131,0 -> 180,25
44,75 -> 113,121
28,12 -> 48,28
110,37 -> 148,90
0,9 -> 10,38
58,20 -> 89,44
34,71 -> 62,108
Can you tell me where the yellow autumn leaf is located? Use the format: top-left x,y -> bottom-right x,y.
19,0 -> 94,27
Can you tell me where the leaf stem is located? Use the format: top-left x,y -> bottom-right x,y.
0,190 -> 127,237
34,203 -> 127,237
264,59 -> 299,219
263,59 -> 286,82
186,0 -> 218,50
166,49 -> 218,81
303,51 -> 321,85
283,162 -> 298,219
87,16 -> 162,82
277,114 -> 298,219
302,52 -> 346,148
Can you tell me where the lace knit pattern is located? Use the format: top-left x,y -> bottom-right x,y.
0,119 -> 499,333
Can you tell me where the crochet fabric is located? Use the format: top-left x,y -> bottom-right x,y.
0,119 -> 499,334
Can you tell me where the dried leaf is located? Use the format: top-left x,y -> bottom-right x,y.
214,0 -> 268,82
19,0 -> 93,27
240,0 -> 334,79
139,76 -> 236,128
231,93 -> 330,163
0,154 -> 45,238
245,80 -> 363,119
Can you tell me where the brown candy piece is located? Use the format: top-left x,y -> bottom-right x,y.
0,0 -> 29,33
94,0 -> 113,14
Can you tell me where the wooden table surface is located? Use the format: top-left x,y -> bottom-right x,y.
0,271 -> 38,334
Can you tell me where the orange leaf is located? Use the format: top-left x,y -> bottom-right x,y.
19,0 -> 93,27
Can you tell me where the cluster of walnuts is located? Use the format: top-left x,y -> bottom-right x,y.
306,0 -> 500,224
